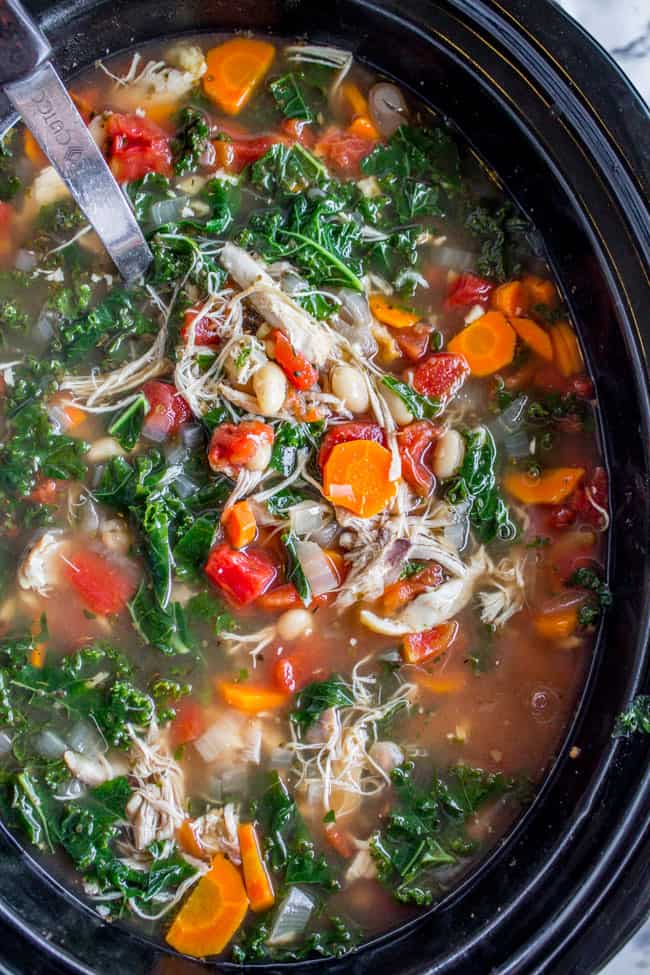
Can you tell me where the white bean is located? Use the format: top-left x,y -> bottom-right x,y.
253,363 -> 287,416
432,429 -> 465,480
330,365 -> 370,414
276,608 -> 313,642
382,386 -> 413,426
246,437 -> 273,472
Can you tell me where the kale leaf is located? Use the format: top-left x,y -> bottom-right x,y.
568,567 -> 612,628
269,73 -> 314,121
613,696 -> 650,738
54,289 -> 154,364
291,676 -> 355,732
446,426 -> 515,544
107,393 -> 148,451
172,108 -> 210,176
0,130 -> 21,201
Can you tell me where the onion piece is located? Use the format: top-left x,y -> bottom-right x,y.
495,395 -> 528,436
503,429 -> 531,460
150,195 -> 190,227
14,249 -> 37,272
368,83 -> 409,137
338,288 -> 372,328
194,713 -> 243,764
35,729 -> 68,760
66,719 -> 105,756
443,517 -> 470,553
268,887 -> 316,946
219,766 -> 249,796
0,731 -> 12,756
295,540 -> 339,596
536,590 -> 588,616
430,246 -> 477,272
180,423 -> 205,450
174,474 -> 200,498
289,501 -> 329,536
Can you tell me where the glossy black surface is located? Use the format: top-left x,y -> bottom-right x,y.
0,1 -> 648,972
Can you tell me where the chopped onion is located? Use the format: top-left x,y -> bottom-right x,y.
47,404 -> 69,434
15,249 -> 37,272
536,590 -> 587,616
66,719 -> 105,756
150,195 -> 190,228
164,442 -> 189,465
142,422 -> 168,444
0,731 -> 12,756
269,746 -> 294,770
289,501 -> 329,536
180,423 -> 205,450
368,83 -> 408,137
219,766 -> 249,796
79,497 -> 100,534
34,729 -> 68,760
295,540 -> 339,596
174,474 -> 200,498
495,395 -> 528,435
309,521 -> 339,548
268,887 -> 316,946
503,429 -> 531,460
194,713 -> 243,764
54,778 -> 86,801
431,246 -> 477,272
338,288 -> 372,328
443,517 -> 470,552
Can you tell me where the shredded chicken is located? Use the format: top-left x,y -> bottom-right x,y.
192,803 -> 241,863
17,530 -> 65,596
63,750 -> 114,787
125,726 -> 186,852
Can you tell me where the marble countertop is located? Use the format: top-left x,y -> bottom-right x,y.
553,6 -> 649,969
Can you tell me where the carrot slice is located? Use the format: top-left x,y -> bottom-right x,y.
491,281 -> 528,318
340,81 -> 369,119
503,467 -> 585,504
510,317 -> 553,361
323,439 -> 396,518
23,130 -> 47,168
522,274 -> 559,309
203,38 -> 276,115
447,311 -> 516,376
217,679 -> 288,714
533,608 -> 578,641
165,853 -> 249,957
369,294 -> 420,330
29,619 -> 46,669
417,671 -> 467,694
223,500 -> 257,549
237,823 -> 275,912
550,321 -> 584,377
177,818 -> 205,860
347,115 -> 380,140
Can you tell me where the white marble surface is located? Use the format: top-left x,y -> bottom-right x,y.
552,5 -> 649,966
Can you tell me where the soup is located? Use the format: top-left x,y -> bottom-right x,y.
0,34 -> 609,962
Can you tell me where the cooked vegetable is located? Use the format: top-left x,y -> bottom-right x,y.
510,316 -> 553,361
165,854 -> 249,956
323,440 -> 396,517
447,311 -> 516,376
217,680 -> 288,713
203,38 -> 276,115
369,294 -> 419,329
238,823 -> 275,912
223,500 -> 257,549
503,467 -> 584,504
551,320 -> 584,376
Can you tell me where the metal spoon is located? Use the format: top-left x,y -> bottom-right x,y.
0,0 -> 152,282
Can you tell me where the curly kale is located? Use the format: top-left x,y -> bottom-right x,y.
0,130 -> 21,202
172,107 -> 210,176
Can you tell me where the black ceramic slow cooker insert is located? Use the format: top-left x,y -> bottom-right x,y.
0,1 -> 648,973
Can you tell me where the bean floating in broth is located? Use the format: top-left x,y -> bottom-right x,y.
0,32 -> 609,961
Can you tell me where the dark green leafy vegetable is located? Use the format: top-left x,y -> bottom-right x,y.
464,201 -> 530,282
282,531 -> 311,605
269,73 -> 314,121
172,108 -> 210,176
568,567 -> 612,628
126,173 -> 174,224
0,131 -> 21,201
382,376 -> 441,419
173,514 -> 216,578
613,696 -> 650,738
107,393 -> 148,451
54,289 -> 154,364
233,915 -> 354,963
129,584 -> 194,656
370,762 -> 515,904
250,143 -> 327,197
291,676 -> 355,732
186,590 -> 235,635
446,427 -> 515,544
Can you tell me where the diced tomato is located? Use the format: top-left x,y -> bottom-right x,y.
444,273 -> 494,310
315,127 -> 375,177
573,466 -> 608,528
324,824 -> 355,858
207,421 -> 274,473
170,698 -> 205,748
0,202 -> 15,263
397,420 -> 440,496
394,323 -> 432,362
413,353 -> 470,402
181,307 -> 222,346
105,113 -> 172,183
271,330 -> 319,391
142,381 -> 192,440
318,421 -> 386,469
257,583 -> 302,612
63,549 -> 138,615
204,543 -> 277,607
402,621 -> 459,665
273,657 -> 297,693
381,563 -> 444,614
213,134 -> 279,173
281,118 -> 315,147
28,478 -> 67,506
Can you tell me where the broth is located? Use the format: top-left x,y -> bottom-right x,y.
0,34 -> 609,962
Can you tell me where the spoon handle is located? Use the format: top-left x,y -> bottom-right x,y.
1,0 -> 152,282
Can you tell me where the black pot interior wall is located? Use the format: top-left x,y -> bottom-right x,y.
0,2 -> 648,974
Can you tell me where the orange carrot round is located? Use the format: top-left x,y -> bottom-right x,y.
533,608 -> 579,641
510,317 -> 553,361
491,280 -> 528,318
165,853 -> 249,957
522,274 -> 559,309
203,39 -> 276,116
323,439 -> 397,518
369,294 -> 420,329
447,311 -> 516,376
503,467 -> 585,504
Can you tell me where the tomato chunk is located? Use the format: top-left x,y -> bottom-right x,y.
28,478 -> 67,506
105,113 -> 172,183
213,134 -> 280,173
271,330 -> 319,391
397,420 -> 440,496
402,621 -> 459,665
63,549 -> 138,615
0,202 -> 15,263
142,381 -> 192,441
207,421 -> 274,473
394,323 -> 432,362
444,273 -> 494,310
281,118 -> 315,147
413,353 -> 470,402
381,563 -> 444,614
170,698 -> 205,748
205,543 -> 277,607
315,127 -> 375,177
318,421 -> 386,469
181,307 -> 223,347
